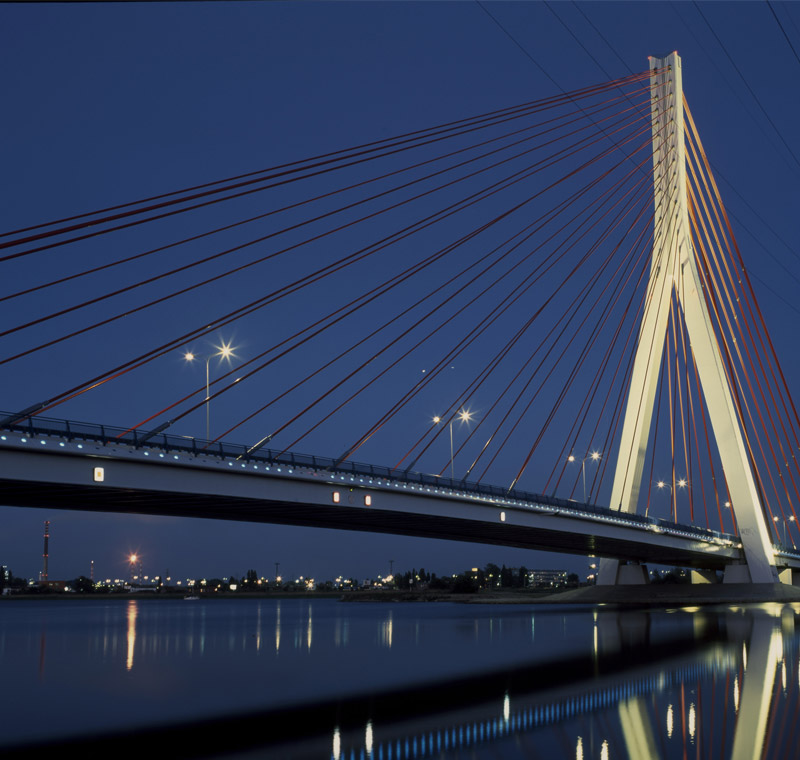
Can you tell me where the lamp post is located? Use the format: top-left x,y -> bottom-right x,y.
128,553 -> 142,585
773,515 -> 788,545
183,341 -> 235,441
568,451 -> 601,503
433,410 -> 473,480
656,478 -> 687,519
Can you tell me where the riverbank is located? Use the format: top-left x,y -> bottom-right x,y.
4,583 -> 800,605
534,582 -> 800,605
0,590 -> 346,601
339,584 -> 800,605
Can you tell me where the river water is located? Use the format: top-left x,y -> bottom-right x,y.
1,597 -> 798,758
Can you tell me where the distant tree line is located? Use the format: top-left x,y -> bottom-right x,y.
393,564 -> 579,593
0,563 -> 591,596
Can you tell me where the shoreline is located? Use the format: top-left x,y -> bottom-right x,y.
5,583 -> 800,605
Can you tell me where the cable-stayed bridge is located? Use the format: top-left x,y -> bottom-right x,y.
3,52 -> 800,585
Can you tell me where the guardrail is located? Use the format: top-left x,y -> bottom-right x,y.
1,410 -> 737,545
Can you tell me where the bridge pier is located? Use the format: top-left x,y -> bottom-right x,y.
778,568 -> 800,586
690,569 -> 718,584
723,563 -> 755,584
601,561 -> 649,585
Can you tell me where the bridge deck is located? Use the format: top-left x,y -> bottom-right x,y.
1,412 -> 795,570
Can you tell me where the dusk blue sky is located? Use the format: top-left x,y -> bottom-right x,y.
2,2 -> 800,583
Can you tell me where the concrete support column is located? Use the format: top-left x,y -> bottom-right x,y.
691,569 -> 718,584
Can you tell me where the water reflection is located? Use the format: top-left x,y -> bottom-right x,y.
275,599 -> 281,654
125,599 -> 137,671
321,605 -> 800,760
381,610 -> 393,648
3,600 -> 800,758
365,720 -> 373,756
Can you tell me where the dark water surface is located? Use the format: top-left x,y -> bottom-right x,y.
1,597 -> 798,758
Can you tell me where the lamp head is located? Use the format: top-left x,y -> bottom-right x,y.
216,341 -> 235,360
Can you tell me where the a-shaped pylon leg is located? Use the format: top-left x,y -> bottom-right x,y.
598,52 -> 777,585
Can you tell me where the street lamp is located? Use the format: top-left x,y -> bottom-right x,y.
433,409 -> 473,480
656,479 -> 687,518
183,341 -> 236,441
128,553 -> 141,585
568,451 -> 601,503
773,515 -> 790,545
656,479 -> 687,492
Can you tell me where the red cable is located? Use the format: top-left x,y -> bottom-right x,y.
129,116 -> 657,442
1,74 -> 653,258
1,70 -> 653,242
1,89 -> 647,306
2,105 -> 654,367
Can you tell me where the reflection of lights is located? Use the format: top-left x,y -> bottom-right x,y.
334,617 -> 342,648
666,704 -> 673,738
503,692 -> 510,723
275,601 -> 281,654
307,604 -> 312,650
734,676 -> 740,712
782,661 -> 787,692
365,721 -> 373,756
576,736 -> 583,760
600,740 -> 609,760
332,727 -> 341,760
743,644 -> 748,671
688,702 -> 696,741
126,600 -> 138,671
381,612 -> 393,648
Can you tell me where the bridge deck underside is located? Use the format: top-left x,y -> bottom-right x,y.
0,478 -> 733,569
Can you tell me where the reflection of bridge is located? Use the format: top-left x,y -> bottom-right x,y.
4,52 -> 800,586
325,608 -> 796,760
318,607 -> 799,760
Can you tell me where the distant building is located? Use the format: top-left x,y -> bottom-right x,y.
528,570 -> 568,588
37,580 -> 70,592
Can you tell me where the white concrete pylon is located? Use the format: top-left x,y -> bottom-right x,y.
598,52 -> 778,585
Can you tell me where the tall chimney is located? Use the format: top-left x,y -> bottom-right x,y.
42,521 -> 50,582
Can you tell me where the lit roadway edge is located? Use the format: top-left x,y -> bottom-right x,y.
1,420 -> 798,571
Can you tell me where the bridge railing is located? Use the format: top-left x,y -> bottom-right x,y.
1,410 -> 736,545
